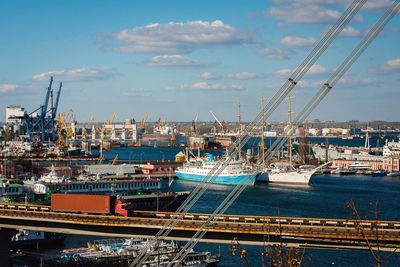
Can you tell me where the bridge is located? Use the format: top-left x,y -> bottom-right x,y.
1,203 -> 399,255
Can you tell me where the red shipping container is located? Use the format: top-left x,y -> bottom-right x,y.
51,194 -> 115,214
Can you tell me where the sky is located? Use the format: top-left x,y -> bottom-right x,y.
0,0 -> 399,123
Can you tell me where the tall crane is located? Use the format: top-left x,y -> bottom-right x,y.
210,111 -> 226,132
190,112 -> 199,134
24,76 -> 63,143
106,113 -> 117,125
138,113 -> 149,134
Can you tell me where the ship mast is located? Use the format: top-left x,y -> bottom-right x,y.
237,100 -> 241,159
288,93 -> 293,170
259,97 -> 266,167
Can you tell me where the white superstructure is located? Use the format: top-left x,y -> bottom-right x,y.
313,144 -> 383,161
383,139 -> 400,157
176,154 -> 258,185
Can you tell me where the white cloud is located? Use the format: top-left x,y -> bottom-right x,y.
168,82 -> 244,91
377,58 -> 400,74
274,68 -> 292,78
337,75 -> 379,87
308,64 -> 328,75
363,1 -> 394,12
229,71 -> 263,80
268,4 -> 341,24
0,83 -> 17,93
121,89 -> 150,97
145,54 -> 202,67
260,47 -> 290,59
274,64 -> 327,78
340,26 -> 361,37
32,67 -> 116,82
199,72 -> 221,80
109,20 -> 255,53
281,36 -> 316,47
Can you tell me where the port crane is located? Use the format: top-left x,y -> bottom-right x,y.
210,111 -> 226,133
138,113 -> 149,133
24,77 -> 63,143
132,0 -> 369,265
106,113 -> 117,125
168,1 -> 400,264
190,112 -> 199,134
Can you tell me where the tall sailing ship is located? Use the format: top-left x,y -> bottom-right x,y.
258,94 -> 321,185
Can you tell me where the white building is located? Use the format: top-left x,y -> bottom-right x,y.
6,106 -> 25,124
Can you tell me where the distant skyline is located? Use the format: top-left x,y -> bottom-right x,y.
1,0 -> 399,123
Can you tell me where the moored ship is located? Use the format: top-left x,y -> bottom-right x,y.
266,165 -> 318,185
176,154 -> 258,186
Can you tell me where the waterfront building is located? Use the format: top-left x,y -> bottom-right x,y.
383,156 -> 400,172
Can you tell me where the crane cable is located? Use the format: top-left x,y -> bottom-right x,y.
131,1 -> 366,265
170,1 -> 400,264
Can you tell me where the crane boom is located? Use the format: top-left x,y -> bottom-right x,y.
209,111 -> 223,128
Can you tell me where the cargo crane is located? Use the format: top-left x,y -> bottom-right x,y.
190,112 -> 199,134
138,113 -> 149,135
24,77 -> 63,143
132,1 -> 368,265
210,111 -> 226,133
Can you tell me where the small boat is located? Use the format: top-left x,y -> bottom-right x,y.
387,171 -> 400,177
11,230 -> 65,249
371,170 -> 387,177
349,162 -> 372,171
331,168 -> 356,175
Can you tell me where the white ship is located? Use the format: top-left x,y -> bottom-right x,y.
267,165 -> 318,185
257,94 -> 326,185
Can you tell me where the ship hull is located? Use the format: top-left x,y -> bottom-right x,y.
266,170 -> 316,185
176,171 -> 256,186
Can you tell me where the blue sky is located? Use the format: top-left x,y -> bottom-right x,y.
0,0 -> 399,123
